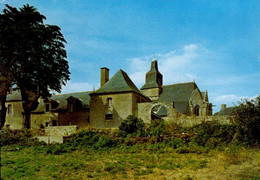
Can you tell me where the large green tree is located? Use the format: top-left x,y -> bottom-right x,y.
0,4 -> 70,128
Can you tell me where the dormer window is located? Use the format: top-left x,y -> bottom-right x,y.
7,104 -> 12,114
68,103 -> 74,112
66,96 -> 82,112
105,97 -> 113,120
107,97 -> 112,108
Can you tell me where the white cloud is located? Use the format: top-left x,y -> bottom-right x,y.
212,94 -> 258,112
61,81 -> 97,94
127,44 -> 206,87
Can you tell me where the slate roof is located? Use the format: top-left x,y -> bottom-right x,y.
33,91 -> 91,113
6,90 -> 22,101
214,107 -> 235,116
154,105 -> 168,117
141,58 -> 163,90
158,82 -> 198,114
94,69 -> 149,99
51,91 -> 91,110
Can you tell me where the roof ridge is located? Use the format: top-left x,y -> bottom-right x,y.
53,91 -> 92,97
163,81 -> 195,87
94,69 -> 149,100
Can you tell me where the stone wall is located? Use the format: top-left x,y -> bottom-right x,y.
90,92 -> 136,128
5,101 -> 24,129
58,110 -> 89,128
45,125 -> 78,136
37,126 -> 78,144
138,101 -> 181,124
37,135 -> 64,144
30,112 -> 58,129
141,87 -> 161,101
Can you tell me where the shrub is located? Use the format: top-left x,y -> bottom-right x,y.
119,115 -> 145,136
190,121 -> 238,148
94,136 -> 117,148
46,144 -> 67,155
146,119 -> 165,139
233,95 -> 260,145
165,138 -> 185,149
75,130 -> 99,147
0,129 -> 33,146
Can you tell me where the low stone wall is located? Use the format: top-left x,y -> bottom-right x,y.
176,115 -> 232,127
37,135 -> 64,144
45,125 -> 78,136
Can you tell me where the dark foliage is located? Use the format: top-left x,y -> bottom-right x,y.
0,4 -> 70,128
190,121 -> 238,148
233,95 -> 260,145
0,129 -> 34,146
118,115 -> 145,136
146,119 -> 165,140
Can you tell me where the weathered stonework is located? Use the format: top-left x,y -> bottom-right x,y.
5,101 -> 24,129
5,58 -> 216,130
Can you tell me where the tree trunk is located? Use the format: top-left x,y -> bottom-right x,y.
20,88 -> 39,129
23,108 -> 31,129
0,94 -> 7,129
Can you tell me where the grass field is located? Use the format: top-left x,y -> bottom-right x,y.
1,144 -> 260,180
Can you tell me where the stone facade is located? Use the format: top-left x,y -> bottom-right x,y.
5,100 -> 24,130
4,58 -> 213,130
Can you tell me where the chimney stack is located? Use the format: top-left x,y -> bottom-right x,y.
221,104 -> 226,110
100,67 -> 109,88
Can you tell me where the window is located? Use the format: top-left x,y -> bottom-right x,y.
46,104 -> 50,112
7,104 -> 12,114
107,97 -> 112,108
68,103 -> 74,112
52,120 -> 57,126
105,98 -> 113,120
194,105 -> 200,116
105,114 -> 113,120
45,122 -> 49,127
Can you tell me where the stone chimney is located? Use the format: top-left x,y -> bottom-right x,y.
100,67 -> 109,88
221,104 -> 226,110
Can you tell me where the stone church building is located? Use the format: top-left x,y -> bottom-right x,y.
4,58 -> 212,129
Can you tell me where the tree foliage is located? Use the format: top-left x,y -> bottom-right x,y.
0,4 -> 70,128
119,115 -> 145,136
233,95 -> 260,144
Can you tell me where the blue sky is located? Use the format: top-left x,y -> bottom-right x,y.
1,0 -> 260,113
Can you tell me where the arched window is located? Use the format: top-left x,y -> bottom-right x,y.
194,105 -> 200,116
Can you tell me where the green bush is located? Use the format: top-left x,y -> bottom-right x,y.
190,121 -> 238,148
233,95 -> 260,145
46,144 -> 67,155
146,119 -> 165,139
75,130 -> 100,147
165,138 -> 185,149
94,136 -> 117,148
119,115 -> 145,136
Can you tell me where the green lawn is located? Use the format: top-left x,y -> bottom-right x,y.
1,144 -> 260,180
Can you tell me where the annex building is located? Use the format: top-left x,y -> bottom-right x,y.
4,58 -> 212,130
